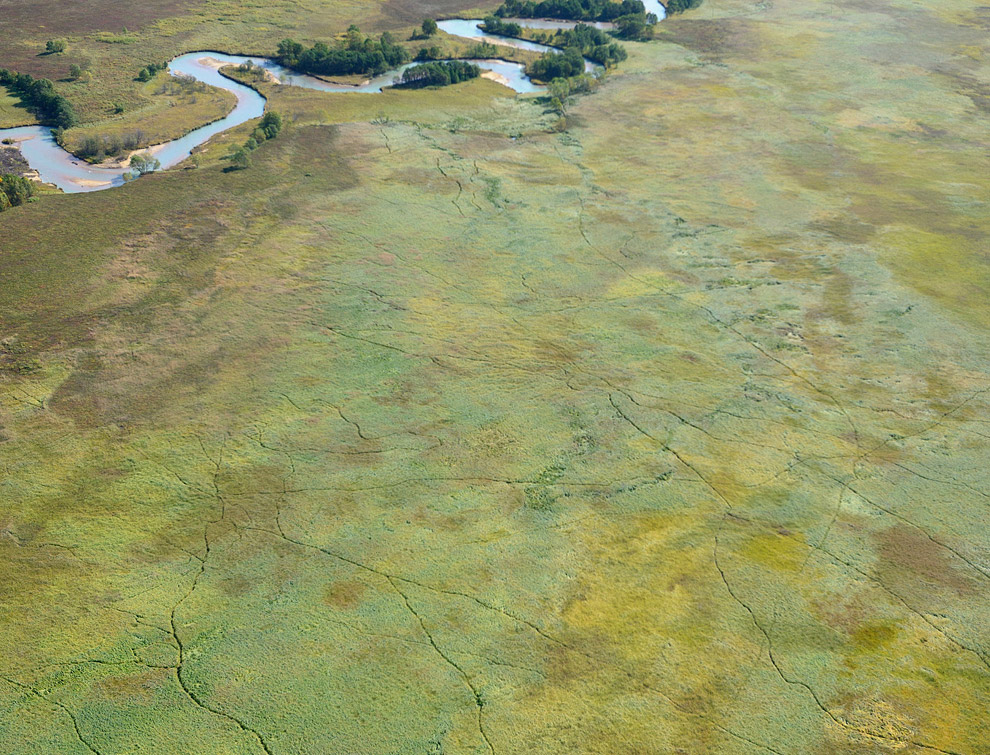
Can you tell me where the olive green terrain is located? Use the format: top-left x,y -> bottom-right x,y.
1,0 -> 988,753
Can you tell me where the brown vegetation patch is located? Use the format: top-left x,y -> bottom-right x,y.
323,579 -> 367,609
874,524 -> 977,596
656,18 -> 761,61
0,0 -> 194,38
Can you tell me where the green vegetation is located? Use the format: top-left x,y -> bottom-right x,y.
275,28 -> 408,77
665,0 -> 702,13
76,130 -> 150,159
480,16 -> 524,37
1,0 -> 989,753
534,23 -> 628,66
128,152 -> 161,176
527,47 -> 585,80
225,110 -> 283,170
411,18 -> 439,39
613,12 -> 657,38
44,39 -> 66,54
63,73 -> 235,160
495,0 -> 645,22
0,69 -> 77,128
137,61 -> 169,82
0,173 -> 34,210
397,60 -> 480,88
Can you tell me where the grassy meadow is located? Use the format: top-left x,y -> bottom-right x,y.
1,0 -> 989,753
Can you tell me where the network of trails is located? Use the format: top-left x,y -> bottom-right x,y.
1,0 -> 989,752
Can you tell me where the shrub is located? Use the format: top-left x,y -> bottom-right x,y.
45,40 -> 66,54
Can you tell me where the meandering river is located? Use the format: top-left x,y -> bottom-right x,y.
0,4 -> 665,193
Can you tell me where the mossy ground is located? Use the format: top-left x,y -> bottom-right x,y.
1,0 -> 988,753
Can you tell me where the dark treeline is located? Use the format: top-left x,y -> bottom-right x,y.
0,69 -> 77,129
666,0 -> 702,13
495,0 -> 644,22
227,110 -> 283,170
527,47 -> 585,80
540,24 -> 627,66
397,61 -> 480,88
275,28 -> 408,77
480,16 -> 523,37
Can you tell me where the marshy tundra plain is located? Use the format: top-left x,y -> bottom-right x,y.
1,0 -> 988,753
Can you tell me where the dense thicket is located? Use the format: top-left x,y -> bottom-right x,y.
527,47 -> 585,80
666,0 -> 702,13
541,24 -> 627,66
0,70 -> 77,128
397,61 -> 480,88
0,174 -> 34,212
495,0 -> 644,22
275,29 -> 408,77
480,16 -> 523,37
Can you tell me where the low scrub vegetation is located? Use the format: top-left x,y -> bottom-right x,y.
275,28 -> 408,77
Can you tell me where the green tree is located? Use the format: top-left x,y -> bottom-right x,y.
129,153 -> 161,175
137,68 -> 152,82
258,111 -> 282,140
68,64 -> 82,80
45,40 -> 66,54
421,19 -> 438,36
614,13 -> 649,39
230,147 -> 251,170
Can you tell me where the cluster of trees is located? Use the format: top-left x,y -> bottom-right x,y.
275,28 -> 408,77
233,60 -> 270,83
613,11 -> 658,38
545,71 -> 597,113
0,69 -> 77,128
495,0 -> 645,22
153,73 -> 211,96
527,47 -> 585,80
467,41 -> 500,58
397,61 -> 480,88
540,24 -> 627,66
227,111 -> 283,170
666,0 -> 702,13
480,16 -> 523,37
137,61 -> 169,82
415,46 -> 442,61
45,40 -> 66,54
76,130 -> 148,160
0,174 -> 34,211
